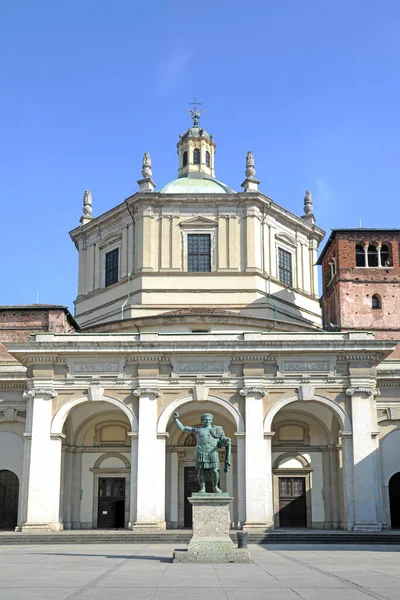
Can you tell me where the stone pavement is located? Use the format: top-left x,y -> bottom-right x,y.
0,543 -> 400,600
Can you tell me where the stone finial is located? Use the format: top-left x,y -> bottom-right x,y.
302,189 -> 315,224
80,190 -> 93,225
241,151 -> 260,192
138,151 -> 156,192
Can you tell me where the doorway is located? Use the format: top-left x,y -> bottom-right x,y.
389,472 -> 400,529
184,466 -> 213,527
278,476 -> 307,528
0,470 -> 19,530
97,478 -> 125,528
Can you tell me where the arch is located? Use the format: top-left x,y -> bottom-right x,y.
157,394 -> 244,434
193,148 -> 200,164
0,470 -> 19,530
264,394 -> 351,433
355,243 -> 366,267
368,244 -> 379,267
51,395 -> 138,435
273,452 -> 311,469
372,294 -> 381,310
381,243 -> 391,266
93,452 -> 130,470
205,150 -> 210,167
389,472 -> 400,529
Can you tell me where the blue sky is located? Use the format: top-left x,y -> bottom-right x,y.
1,0 -> 399,312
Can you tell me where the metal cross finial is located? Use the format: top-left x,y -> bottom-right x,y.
188,97 -> 203,126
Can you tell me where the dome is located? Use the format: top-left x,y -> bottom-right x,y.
159,176 -> 234,194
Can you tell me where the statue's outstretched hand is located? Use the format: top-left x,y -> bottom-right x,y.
174,412 -> 180,419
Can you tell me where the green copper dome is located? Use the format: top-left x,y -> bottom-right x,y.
160,176 -> 234,194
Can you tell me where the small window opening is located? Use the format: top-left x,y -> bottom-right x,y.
372,294 -> 381,310
356,244 -> 366,267
381,244 -> 390,266
368,244 -> 379,267
105,248 -> 119,287
278,247 -> 293,287
188,234 -> 211,272
193,148 -> 200,165
183,151 -> 188,167
205,151 -> 210,167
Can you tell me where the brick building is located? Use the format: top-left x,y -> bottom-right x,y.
317,229 -> 400,357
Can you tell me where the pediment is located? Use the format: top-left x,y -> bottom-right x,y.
179,216 -> 218,228
275,232 -> 297,247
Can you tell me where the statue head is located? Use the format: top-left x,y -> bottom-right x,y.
200,413 -> 214,425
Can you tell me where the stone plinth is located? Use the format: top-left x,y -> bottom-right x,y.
173,493 -> 250,563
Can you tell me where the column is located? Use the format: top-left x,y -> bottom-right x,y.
127,221 -> 134,275
161,216 -> 171,270
77,237 -> 87,296
363,243 -> 369,267
228,216 -> 239,270
340,432 -> 355,530
345,386 -> 382,530
71,449 -> 83,529
62,447 -> 73,529
128,432 -> 138,528
120,225 -> 128,279
218,216 -> 228,269
22,388 -> 64,531
377,244 -> 382,268
132,387 -> 166,529
236,434 -> 246,527
94,243 -> 101,290
170,452 -> 179,527
240,386 -> 273,530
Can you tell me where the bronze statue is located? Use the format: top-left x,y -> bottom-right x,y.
174,412 -> 231,493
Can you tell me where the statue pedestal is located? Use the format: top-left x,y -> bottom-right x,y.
173,493 -> 250,563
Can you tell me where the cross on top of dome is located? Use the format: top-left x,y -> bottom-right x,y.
188,97 -> 203,126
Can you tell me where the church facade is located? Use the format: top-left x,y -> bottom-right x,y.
1,108 -> 400,533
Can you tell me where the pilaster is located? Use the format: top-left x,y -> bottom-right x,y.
345,385 -> 382,531
132,385 -> 166,529
21,388 -> 64,531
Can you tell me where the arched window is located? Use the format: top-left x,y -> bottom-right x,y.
205,151 -> 210,167
381,244 -> 390,266
183,151 -> 188,167
372,294 -> 381,310
193,148 -> 200,164
368,244 -> 379,267
355,244 -> 365,267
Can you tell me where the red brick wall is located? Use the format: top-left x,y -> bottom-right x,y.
320,231 -> 400,357
0,308 -> 75,362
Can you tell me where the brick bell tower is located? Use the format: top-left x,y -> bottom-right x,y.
317,229 -> 400,357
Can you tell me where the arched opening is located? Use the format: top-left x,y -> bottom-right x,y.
0,470 -> 19,530
164,399 -> 238,529
193,148 -> 200,164
182,151 -> 188,167
355,244 -> 366,267
205,150 -> 210,167
372,294 -> 381,310
269,398 -> 344,529
368,244 -> 379,267
57,398 -> 135,530
389,472 -> 400,529
381,244 -> 390,266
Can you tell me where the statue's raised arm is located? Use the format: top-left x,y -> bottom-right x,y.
174,412 -> 196,433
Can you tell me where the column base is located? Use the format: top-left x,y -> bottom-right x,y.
21,522 -> 63,532
131,521 -> 166,531
353,523 -> 382,532
243,521 -> 274,532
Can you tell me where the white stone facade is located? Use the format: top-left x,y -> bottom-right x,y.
1,114 -> 400,534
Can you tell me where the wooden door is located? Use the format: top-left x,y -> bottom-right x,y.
98,478 -> 125,528
278,477 -> 307,528
0,470 -> 19,530
184,467 -> 213,527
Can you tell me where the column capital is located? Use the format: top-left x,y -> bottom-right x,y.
239,387 -> 268,397
133,387 -> 161,398
23,388 -> 57,400
345,387 -> 380,397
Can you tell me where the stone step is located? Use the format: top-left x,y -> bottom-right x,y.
1,531 -> 400,545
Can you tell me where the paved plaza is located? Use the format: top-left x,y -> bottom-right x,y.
0,543 -> 400,600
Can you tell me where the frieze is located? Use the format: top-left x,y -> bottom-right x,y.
132,387 -> 161,397
283,361 -> 330,372
171,358 -> 230,376
345,387 -> 381,397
